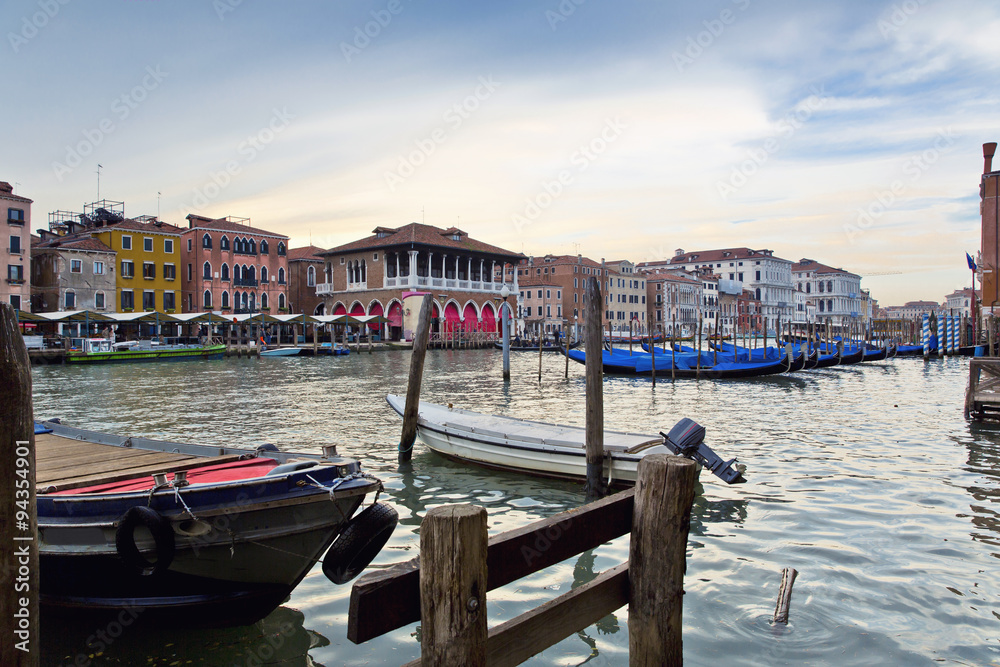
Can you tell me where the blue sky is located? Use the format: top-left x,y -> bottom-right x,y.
4,0 -> 998,305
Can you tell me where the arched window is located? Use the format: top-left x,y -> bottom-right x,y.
260,240 -> 268,255
277,242 -> 286,256
278,267 -> 286,284
248,266 -> 256,282
220,235 -> 230,251
827,281 -> 833,293
261,292 -> 269,309
221,263 -> 230,281
221,290 -> 230,309
307,266 -> 315,287
202,233 -> 212,249
755,287 -> 761,301
279,293 -> 286,310
249,239 -> 256,255
261,266 -> 269,283
203,290 -> 212,309
203,261 -> 212,280
361,259 -> 366,282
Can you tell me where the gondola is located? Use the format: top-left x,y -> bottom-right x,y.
494,340 -> 582,352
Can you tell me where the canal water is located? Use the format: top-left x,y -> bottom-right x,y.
31,349 -> 1000,666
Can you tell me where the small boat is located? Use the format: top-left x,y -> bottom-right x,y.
565,347 -> 798,379
67,338 -> 226,364
319,342 -> 351,355
36,421 -> 397,626
260,346 -> 302,357
385,395 -> 745,486
493,340 -> 582,352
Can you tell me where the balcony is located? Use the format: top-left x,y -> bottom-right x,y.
8,247 -> 22,254
233,278 -> 259,287
7,217 -> 24,226
317,279 -> 513,297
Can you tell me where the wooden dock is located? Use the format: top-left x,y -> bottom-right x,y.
35,430 -> 242,493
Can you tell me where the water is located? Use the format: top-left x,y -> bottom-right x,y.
30,349 -> 1000,666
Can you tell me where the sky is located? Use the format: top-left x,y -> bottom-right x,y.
3,0 -> 999,306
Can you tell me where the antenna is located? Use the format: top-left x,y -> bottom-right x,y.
157,191 -> 161,220
13,182 -> 20,194
421,206 -> 425,224
96,164 -> 103,200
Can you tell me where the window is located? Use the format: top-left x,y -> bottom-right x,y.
203,261 -> 212,280
203,290 -> 212,309
187,238 -> 192,252
277,242 -> 286,256
121,235 -> 132,250
164,264 -> 176,280
163,292 -> 175,311
143,291 -> 156,310
202,234 -> 212,249
221,263 -> 229,281
9,235 -> 21,254
278,267 -> 285,284
94,260 -> 105,275
143,262 -> 156,279
261,266 -> 269,283
164,239 -> 174,254
525,307 -> 532,317
373,252 -> 379,261
144,237 -> 153,252
261,292 -> 269,309
121,260 -> 134,278
70,259 -> 82,273
220,236 -> 230,251
279,293 -> 286,309
537,290 -> 542,298
95,291 -> 105,309
7,208 -> 24,224
221,291 -> 230,309
260,240 -> 269,255
307,266 -> 315,287
7,265 -> 24,282
187,264 -> 192,281
546,290 -> 551,299
121,290 -> 134,310
65,290 -> 75,309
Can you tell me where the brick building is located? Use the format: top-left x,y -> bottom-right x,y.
286,245 -> 325,316
1,181 -> 31,310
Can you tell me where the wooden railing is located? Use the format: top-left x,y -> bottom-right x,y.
348,455 -> 697,666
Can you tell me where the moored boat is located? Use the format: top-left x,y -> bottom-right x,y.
66,337 -> 226,364
385,395 -> 745,486
36,421 -> 397,626
260,346 -> 303,357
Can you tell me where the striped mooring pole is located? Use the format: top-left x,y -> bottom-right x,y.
938,314 -> 946,357
947,316 -> 955,354
922,314 -> 930,359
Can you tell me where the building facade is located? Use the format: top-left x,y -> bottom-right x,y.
1,181 -> 31,310
791,258 -> 863,328
181,215 -> 290,314
643,269 -> 703,335
945,288 -> 975,317
317,223 -> 522,340
30,236 -> 116,312
287,245 -> 326,316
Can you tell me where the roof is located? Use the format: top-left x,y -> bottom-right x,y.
320,222 -> 522,260
0,181 -> 32,204
185,214 -> 288,240
103,218 -> 184,235
792,258 -> 860,277
34,235 -> 114,253
287,245 -> 326,262
644,272 -> 700,285
521,255 -> 607,270
668,247 -> 788,265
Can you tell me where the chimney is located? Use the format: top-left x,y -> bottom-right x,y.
985,142 -> 997,174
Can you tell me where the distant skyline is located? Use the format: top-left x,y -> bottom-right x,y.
4,0 -> 997,305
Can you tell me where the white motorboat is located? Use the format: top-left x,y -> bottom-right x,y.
385,395 -> 745,486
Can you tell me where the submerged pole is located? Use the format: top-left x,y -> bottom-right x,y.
501,301 -> 510,381
584,277 -> 606,500
0,302 -> 39,667
399,294 -> 433,463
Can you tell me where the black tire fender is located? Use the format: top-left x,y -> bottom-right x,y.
322,503 -> 398,585
115,506 -> 175,576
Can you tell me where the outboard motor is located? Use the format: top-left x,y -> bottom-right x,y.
661,418 -> 746,484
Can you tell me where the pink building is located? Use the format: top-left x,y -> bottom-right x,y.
181,215 -> 289,313
1,181 -> 31,311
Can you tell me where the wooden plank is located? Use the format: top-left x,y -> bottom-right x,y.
402,563 -> 630,667
39,454 -> 245,492
38,451 -> 197,483
347,488 -> 635,644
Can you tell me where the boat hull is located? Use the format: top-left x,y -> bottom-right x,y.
66,344 -> 227,364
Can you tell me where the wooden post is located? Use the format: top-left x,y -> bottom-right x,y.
629,455 -> 697,665
420,504 -> 488,667
670,313 -> 676,381
696,314 -> 702,379
564,319 -> 570,380
647,304 -> 656,388
313,322 -> 319,355
584,277 -> 606,500
398,294 -> 433,463
0,303 -> 39,666
629,319 -> 634,355
501,302 -> 511,381
713,310 -> 720,366
772,567 -> 799,625
538,326 -> 543,383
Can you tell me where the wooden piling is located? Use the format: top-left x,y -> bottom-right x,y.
0,302 -> 39,667
584,277 -> 606,500
696,314 -> 702,379
647,304 -> 656,388
772,567 -> 799,625
671,313 -> 676,381
398,294 -> 433,463
420,504 -> 488,667
313,322 -> 319,355
538,328 -> 543,383
629,455 -> 697,665
713,311 -> 720,366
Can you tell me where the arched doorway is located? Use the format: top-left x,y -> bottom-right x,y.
444,302 -> 461,333
462,303 -> 478,332
387,301 -> 403,341
481,302 -> 497,333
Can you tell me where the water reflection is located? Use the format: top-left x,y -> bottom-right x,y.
569,549 -> 620,665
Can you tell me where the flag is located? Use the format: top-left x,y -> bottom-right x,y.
967,252 -> 977,271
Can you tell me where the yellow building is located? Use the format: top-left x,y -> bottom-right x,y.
90,218 -> 184,312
